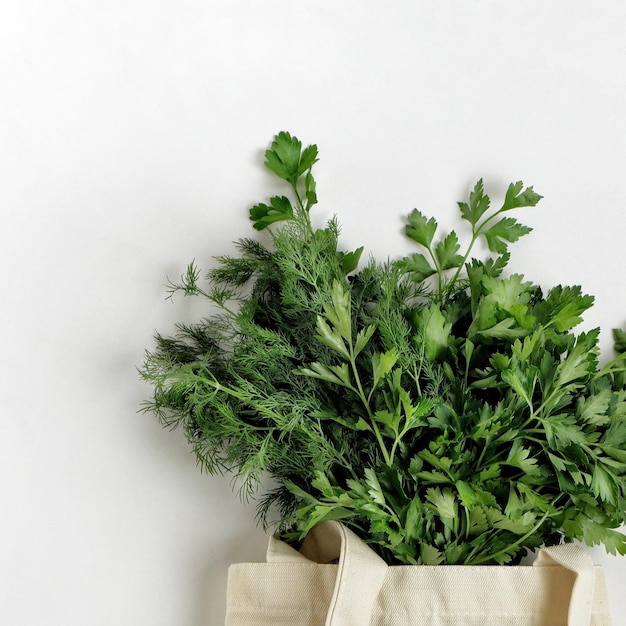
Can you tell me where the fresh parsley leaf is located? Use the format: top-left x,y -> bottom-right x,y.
305,170 -> 318,209
613,328 -> 626,354
416,304 -> 451,361
405,209 -> 438,248
299,144 -> 319,177
482,217 -> 533,254
540,285 -> 595,332
339,246 -> 364,275
249,195 -> 294,230
264,131 -> 318,185
458,179 -> 490,226
501,181 -> 543,211
396,253 -> 437,282
435,232 -> 464,271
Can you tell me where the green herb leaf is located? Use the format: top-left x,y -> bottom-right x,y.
577,389 -> 612,426
299,144 -> 319,176
435,232 -> 464,271
340,246 -> 364,275
417,304 -> 451,361
315,316 -> 349,358
482,217 -> 533,254
556,330 -> 599,387
374,410 -> 401,435
322,281 -> 353,343
501,181 -> 543,211
420,544 -> 444,565
305,171 -> 318,209
364,468 -> 387,506
354,325 -> 376,357
501,366 -> 538,411
505,441 -> 540,475
405,209 -> 438,248
603,416 -> 626,449
264,131 -> 318,185
542,285 -> 595,332
591,462 -> 619,503
372,349 -> 399,389
396,253 -> 436,282
541,414 -> 587,449
426,487 -> 457,521
249,195 -> 294,230
613,328 -> 626,354
456,480 -> 479,508
298,362 -> 351,387
458,179 -> 490,226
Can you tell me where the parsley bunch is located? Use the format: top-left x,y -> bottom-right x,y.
141,132 -> 626,565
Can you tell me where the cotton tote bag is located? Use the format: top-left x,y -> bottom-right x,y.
225,520 -> 612,625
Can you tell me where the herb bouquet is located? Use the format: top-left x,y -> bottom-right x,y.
141,132 -> 625,622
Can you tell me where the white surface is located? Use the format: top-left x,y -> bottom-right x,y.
1,2 -> 625,624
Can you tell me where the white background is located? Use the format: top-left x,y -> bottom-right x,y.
2,2 -> 625,624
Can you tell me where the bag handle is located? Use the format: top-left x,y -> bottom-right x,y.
534,543 -> 596,626
268,522 -> 597,626
267,521 -> 388,625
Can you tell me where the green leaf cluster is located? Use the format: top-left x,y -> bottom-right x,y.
399,178 -> 540,298
141,132 -> 626,565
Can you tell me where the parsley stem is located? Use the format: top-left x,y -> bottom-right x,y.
595,352 -> 626,379
348,349 -> 392,466
446,230 -> 479,297
446,208 -> 505,297
475,441 -> 490,471
471,509 -> 551,565
426,245 -> 443,295
389,423 -> 412,466
291,181 -> 313,235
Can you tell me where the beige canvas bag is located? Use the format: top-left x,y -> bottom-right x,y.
226,520 -> 612,625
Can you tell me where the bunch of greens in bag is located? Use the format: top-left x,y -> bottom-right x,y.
140,132 -> 626,565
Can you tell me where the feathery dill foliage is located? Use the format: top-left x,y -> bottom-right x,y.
141,132 -> 626,566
